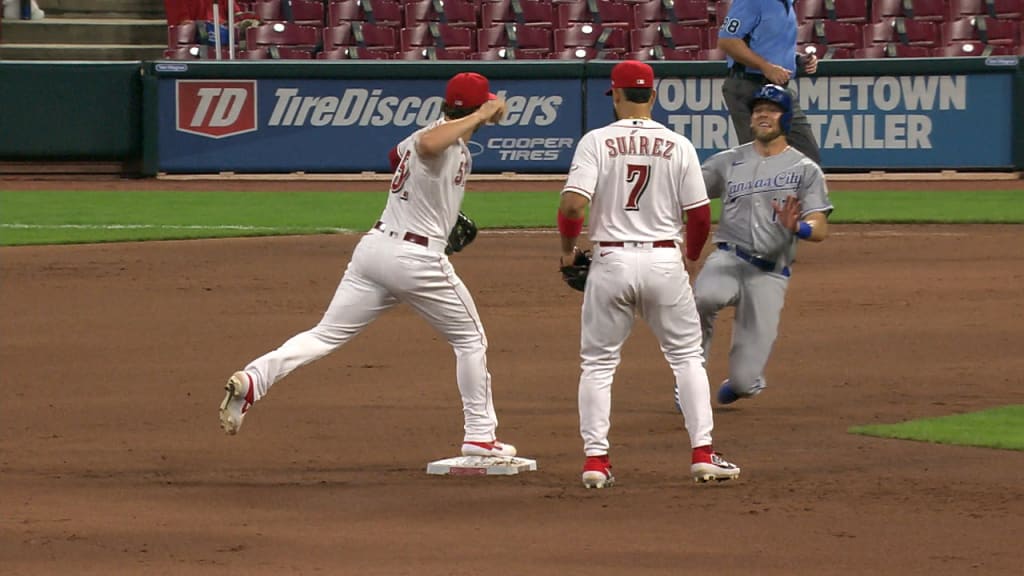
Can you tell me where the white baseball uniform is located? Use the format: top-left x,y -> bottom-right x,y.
563,118 -> 715,455
240,117 -> 500,443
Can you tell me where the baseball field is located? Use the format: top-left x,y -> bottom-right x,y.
2,176 -> 1023,575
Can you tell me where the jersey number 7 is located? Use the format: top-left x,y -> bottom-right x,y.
624,164 -> 651,211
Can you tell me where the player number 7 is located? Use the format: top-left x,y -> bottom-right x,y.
624,163 -> 651,211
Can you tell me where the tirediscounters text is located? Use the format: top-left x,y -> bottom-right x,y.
656,75 -> 968,151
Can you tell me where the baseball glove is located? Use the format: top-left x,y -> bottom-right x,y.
445,211 -> 478,255
559,249 -> 592,292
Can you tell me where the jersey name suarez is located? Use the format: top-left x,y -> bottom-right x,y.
603,134 -> 676,159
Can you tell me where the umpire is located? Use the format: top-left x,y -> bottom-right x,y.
717,0 -> 821,163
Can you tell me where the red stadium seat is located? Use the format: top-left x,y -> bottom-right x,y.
630,23 -> 705,50
895,18 -> 941,46
253,0 -> 325,26
798,43 -> 853,59
942,17 -> 981,43
400,22 -> 475,51
168,22 -> 198,47
633,0 -> 710,27
396,46 -> 472,60
797,0 -> 827,22
554,23 -> 629,53
353,21 -> 399,51
852,44 -> 888,57
947,0 -> 989,21
863,19 -> 898,45
555,0 -> 634,28
933,41 -> 1014,56
901,0 -> 947,21
974,16 -> 1020,44
246,23 -> 320,51
550,47 -> 621,60
988,0 -> 1024,18
813,20 -> 863,48
870,0 -> 904,22
317,46 -> 392,59
471,47 -> 548,60
323,23 -> 355,48
327,0 -> 402,27
269,46 -> 314,59
712,0 -> 733,25
477,23 -> 552,53
404,0 -> 478,28
480,0 -> 555,28
626,46 -> 700,61
797,21 -> 815,43
828,0 -> 870,22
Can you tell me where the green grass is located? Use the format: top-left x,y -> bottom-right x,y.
849,405 -> 1024,451
0,189 -> 1021,246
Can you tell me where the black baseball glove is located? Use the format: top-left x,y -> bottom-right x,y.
559,249 -> 592,292
445,211 -> 478,255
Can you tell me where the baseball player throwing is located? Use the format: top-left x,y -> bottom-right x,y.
693,84 -> 833,405
220,72 -> 517,460
558,60 -> 741,488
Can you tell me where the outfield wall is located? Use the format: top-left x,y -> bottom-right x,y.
1,58 -> 1021,174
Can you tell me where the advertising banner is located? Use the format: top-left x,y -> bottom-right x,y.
159,77 -> 582,173
585,74 -> 1013,169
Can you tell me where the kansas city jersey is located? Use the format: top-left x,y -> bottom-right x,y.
563,118 -> 709,242
702,143 -> 832,267
380,118 -> 472,240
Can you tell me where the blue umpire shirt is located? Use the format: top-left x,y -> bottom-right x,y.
719,0 -> 798,75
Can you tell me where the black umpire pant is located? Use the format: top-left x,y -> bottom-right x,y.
722,72 -> 821,164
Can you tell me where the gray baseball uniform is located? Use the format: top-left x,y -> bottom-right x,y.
694,143 -> 832,397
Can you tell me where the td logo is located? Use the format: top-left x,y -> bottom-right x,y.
176,80 -> 257,139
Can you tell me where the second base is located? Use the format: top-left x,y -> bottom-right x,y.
426,455 -> 538,476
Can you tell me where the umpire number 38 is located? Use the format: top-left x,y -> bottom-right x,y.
721,18 -> 741,34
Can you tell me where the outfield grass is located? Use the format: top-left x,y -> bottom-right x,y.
0,189 -> 1022,246
849,405 -> 1024,451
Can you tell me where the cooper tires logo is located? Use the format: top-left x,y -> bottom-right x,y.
176,80 -> 258,139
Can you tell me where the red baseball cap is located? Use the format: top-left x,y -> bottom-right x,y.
606,60 -> 655,95
445,72 -> 497,108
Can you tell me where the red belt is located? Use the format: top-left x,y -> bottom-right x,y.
374,221 -> 429,248
598,240 -> 676,248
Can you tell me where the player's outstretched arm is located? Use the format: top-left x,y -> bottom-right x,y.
417,98 -> 507,158
773,196 -> 829,242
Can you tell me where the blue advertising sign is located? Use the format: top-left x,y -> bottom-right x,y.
585,74 -> 1013,168
159,77 -> 582,173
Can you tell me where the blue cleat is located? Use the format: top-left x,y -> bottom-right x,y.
717,380 -> 741,405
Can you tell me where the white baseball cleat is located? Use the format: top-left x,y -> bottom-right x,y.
461,440 -> 517,458
219,371 -> 254,435
690,451 -> 741,483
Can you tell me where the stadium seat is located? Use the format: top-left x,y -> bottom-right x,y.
555,0 -> 634,28
947,0 -> 989,21
400,22 -> 476,52
168,22 -> 198,47
870,0 -> 904,22
253,0 -> 325,26
246,22 -> 321,51
852,44 -> 887,57
327,0 -> 402,27
404,0 -> 478,28
942,17 -> 981,43
828,0 -> 870,22
903,0 -> 947,21
797,21 -> 815,43
797,0 -> 827,22
933,41 -> 1014,55
471,47 -> 548,60
352,21 -> 400,52
396,46 -> 472,60
894,17 -> 941,45
268,46 -> 314,59
626,45 -> 700,61
323,23 -> 355,48
712,0 -> 733,25
798,43 -> 853,59
317,46 -> 392,59
480,0 -> 555,28
554,23 -> 629,53
550,47 -> 621,60
477,23 -> 553,53
974,16 -> 1020,44
863,19 -> 898,45
633,0 -> 710,27
813,20 -> 863,48
987,0 -> 1023,19
630,23 -> 705,50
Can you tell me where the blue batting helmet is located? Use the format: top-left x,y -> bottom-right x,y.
752,84 -> 793,134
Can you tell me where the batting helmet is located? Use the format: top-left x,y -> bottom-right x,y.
752,84 -> 793,134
